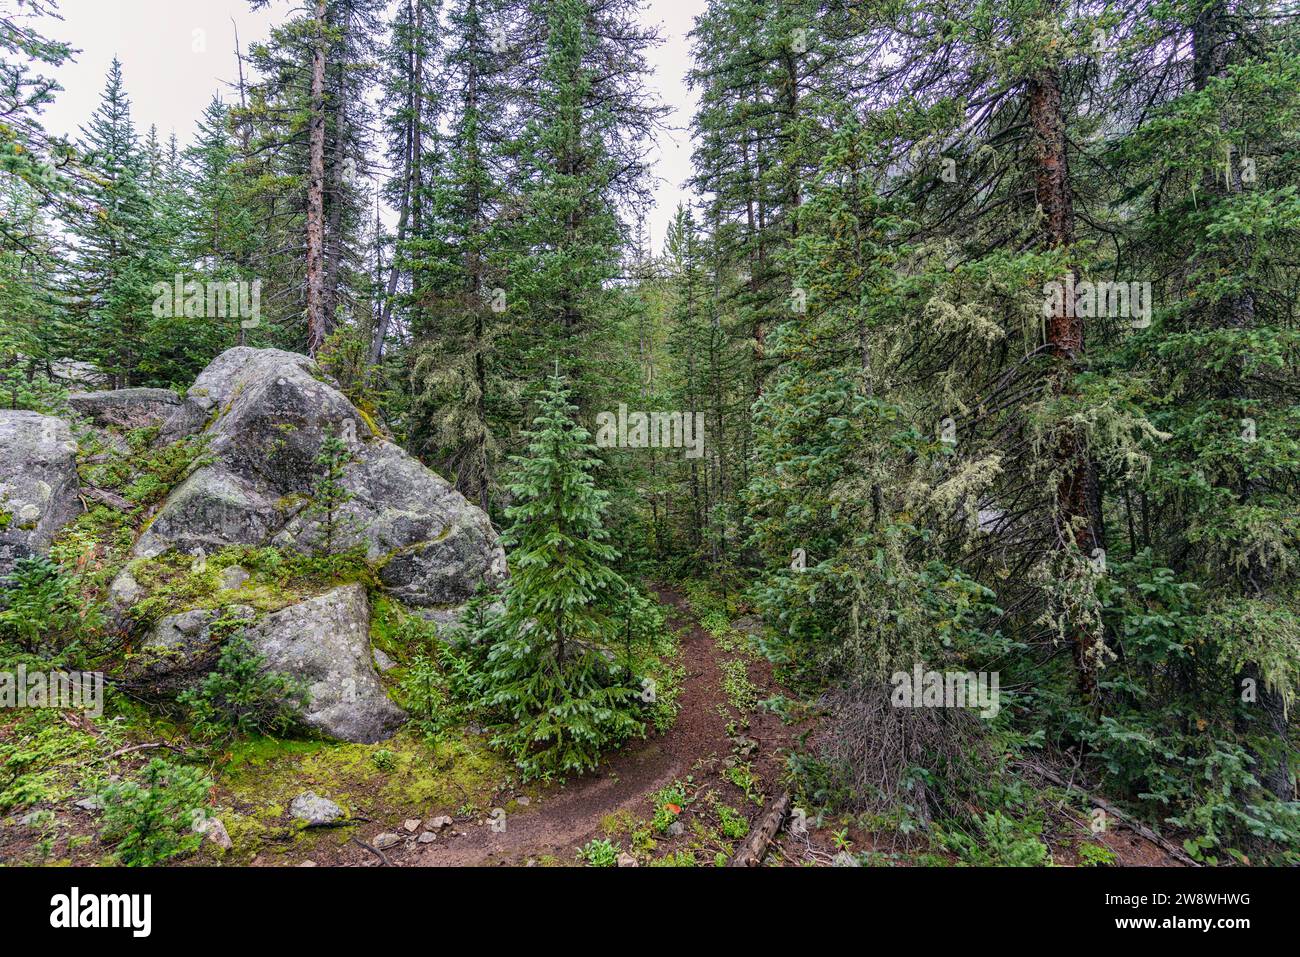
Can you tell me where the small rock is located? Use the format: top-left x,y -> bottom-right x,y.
74,795 -> 102,811
515,796 -> 531,806
668,821 -> 685,837
372,832 -> 403,850
616,852 -> 638,868
203,817 -> 233,850
298,860 -> 317,867
18,811 -> 43,826
428,815 -> 453,830
289,791 -> 343,826
373,647 -> 396,673
218,565 -> 250,591
403,818 -> 421,833
418,831 -> 437,844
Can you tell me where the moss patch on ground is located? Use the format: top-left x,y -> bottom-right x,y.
209,727 -> 511,862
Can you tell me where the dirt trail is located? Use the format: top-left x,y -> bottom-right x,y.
390,585 -> 755,866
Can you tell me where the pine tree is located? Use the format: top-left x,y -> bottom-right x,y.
406,0 -> 511,511
0,0 -> 73,205
64,59 -> 161,388
1095,0 -> 1300,807
474,372 -> 646,780
496,0 -> 663,408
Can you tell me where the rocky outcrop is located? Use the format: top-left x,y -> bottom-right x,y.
133,347 -> 506,605
0,410 -> 81,578
3,347 -> 505,744
134,586 -> 403,743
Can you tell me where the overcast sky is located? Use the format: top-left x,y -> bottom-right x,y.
32,0 -> 705,253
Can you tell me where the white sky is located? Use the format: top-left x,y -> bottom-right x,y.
31,0 -> 706,253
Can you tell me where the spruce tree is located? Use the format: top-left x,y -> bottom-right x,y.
475,372 -> 646,780
65,59 -> 160,388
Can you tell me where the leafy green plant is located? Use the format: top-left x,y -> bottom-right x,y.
939,811 -> 1050,867
398,652 -> 451,735
652,781 -> 689,834
1078,842 -> 1117,867
0,555 -> 103,656
717,803 -> 749,840
578,837 -> 619,867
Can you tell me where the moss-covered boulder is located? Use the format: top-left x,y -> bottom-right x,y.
247,585 -> 404,743
136,585 -> 404,743
132,347 -> 506,606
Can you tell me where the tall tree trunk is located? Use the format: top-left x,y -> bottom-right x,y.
1028,65 -> 1102,700
305,0 -> 328,356
370,0 -> 421,366
232,20 -> 251,346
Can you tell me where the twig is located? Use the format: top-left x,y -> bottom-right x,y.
1014,760 -> 1200,867
93,742 -> 187,764
351,836 -> 390,866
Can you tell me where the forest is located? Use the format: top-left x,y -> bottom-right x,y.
0,0 -> 1297,874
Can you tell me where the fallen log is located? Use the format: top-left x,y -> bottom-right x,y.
82,486 -> 134,511
1014,760 -> 1200,867
728,791 -> 792,867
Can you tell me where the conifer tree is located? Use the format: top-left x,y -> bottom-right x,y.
64,59 -> 159,388
474,372 -> 646,780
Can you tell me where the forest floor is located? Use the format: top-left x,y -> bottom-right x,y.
355,583 -> 801,867
1,583 -> 1186,868
318,584 -> 1184,868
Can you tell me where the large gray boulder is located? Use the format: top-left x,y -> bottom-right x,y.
67,388 -> 182,432
0,410 -> 81,578
133,585 -> 403,743
132,347 -> 505,606
247,585 -> 404,743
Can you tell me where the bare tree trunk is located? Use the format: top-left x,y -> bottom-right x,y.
305,0 -> 328,356
369,0 -> 420,366
232,20 -> 251,347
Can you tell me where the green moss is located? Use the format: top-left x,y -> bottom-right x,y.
125,545 -> 377,626
0,710 -> 102,813
376,528 -> 453,567
354,406 -> 381,438
217,728 -> 508,837
0,507 -> 12,530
